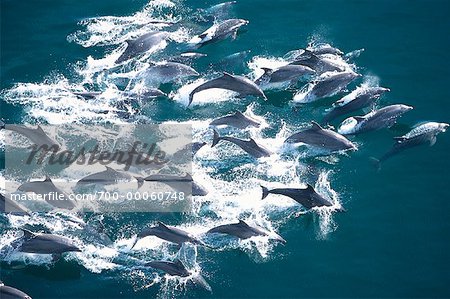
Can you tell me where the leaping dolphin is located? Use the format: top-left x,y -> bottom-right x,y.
16,229 -> 81,260
189,19 -> 248,47
115,31 -> 170,64
255,65 -> 315,86
293,71 -> 360,103
145,259 -> 191,277
17,176 -> 76,210
76,166 -> 144,188
285,121 -> 357,152
4,125 -> 60,149
132,221 -> 211,249
144,173 -> 208,196
323,86 -> 390,124
338,104 -> 413,135
189,72 -> 266,106
261,184 -> 337,210
0,282 -> 32,299
207,220 -> 286,243
210,111 -> 260,129
139,62 -> 199,85
372,122 -> 449,169
212,129 -> 272,158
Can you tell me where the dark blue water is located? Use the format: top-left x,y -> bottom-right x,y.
1,0 -> 450,298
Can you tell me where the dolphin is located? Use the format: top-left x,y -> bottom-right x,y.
76,166 -> 144,188
286,49 -> 345,74
255,65 -> 315,86
210,111 -> 260,129
323,86 -> 390,123
261,184 -> 335,210
172,142 -> 207,161
17,229 -> 81,259
72,91 -> 102,100
212,129 -> 272,158
0,193 -> 30,215
123,88 -> 167,100
0,283 -> 32,299
115,31 -> 170,64
211,50 -> 251,72
132,221 -> 210,249
190,19 -> 249,47
4,125 -> 59,149
168,52 -> 207,64
145,259 -> 191,277
307,43 -> 344,56
372,122 -> 449,168
285,121 -> 357,152
338,104 -> 413,135
140,62 -> 199,84
207,220 -> 286,243
202,1 -> 237,21
17,176 -> 76,210
144,173 -> 208,196
189,72 -> 266,106
293,71 -> 360,103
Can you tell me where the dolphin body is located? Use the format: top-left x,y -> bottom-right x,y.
212,129 -> 272,158
0,193 -> 30,215
285,121 -> 357,152
307,43 -> 344,56
4,125 -> 59,149
76,166 -> 144,188
144,173 -> 208,196
293,71 -> 360,103
172,142 -> 207,161
145,259 -> 191,277
255,65 -> 315,87
17,229 -> 81,256
372,122 -> 449,168
188,72 -> 266,106
210,111 -> 260,129
72,91 -> 102,100
132,221 -> 209,248
261,184 -> 334,210
207,220 -> 286,243
190,19 -> 248,47
0,283 -> 32,299
115,31 -> 170,64
286,49 -> 345,74
123,88 -> 166,100
202,1 -> 237,21
338,104 -> 413,135
140,62 -> 199,84
17,177 -> 76,210
323,86 -> 390,124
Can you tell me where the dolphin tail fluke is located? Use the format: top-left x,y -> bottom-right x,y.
369,157 -> 381,172
261,185 -> 270,199
135,176 -> 144,189
211,130 -> 221,147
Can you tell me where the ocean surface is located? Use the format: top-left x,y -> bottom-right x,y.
1,0 -> 450,298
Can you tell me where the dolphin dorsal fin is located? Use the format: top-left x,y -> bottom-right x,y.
261,67 -> 273,74
37,125 -> 45,132
105,166 -> 115,172
249,138 -> 258,146
234,111 -> 245,117
238,220 -> 248,226
21,228 -> 36,239
311,121 -> 323,130
157,221 -> 168,229
44,176 -> 52,182
305,184 -> 315,191
183,173 -> 193,181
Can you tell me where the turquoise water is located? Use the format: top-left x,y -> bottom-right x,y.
1,0 -> 450,298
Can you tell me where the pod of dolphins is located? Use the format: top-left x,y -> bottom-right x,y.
1,1 -> 448,297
